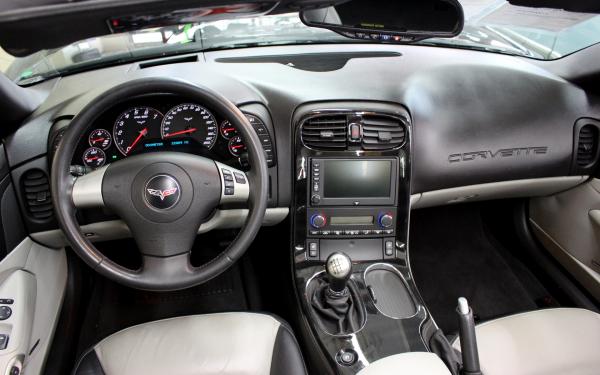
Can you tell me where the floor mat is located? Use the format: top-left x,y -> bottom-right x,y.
76,260 -> 249,355
409,204 -> 551,334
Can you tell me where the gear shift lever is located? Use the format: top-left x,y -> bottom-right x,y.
310,252 -> 364,335
325,252 -> 352,294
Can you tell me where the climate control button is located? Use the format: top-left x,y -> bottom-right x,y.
310,214 -> 327,229
378,213 -> 394,228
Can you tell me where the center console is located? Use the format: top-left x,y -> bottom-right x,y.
305,158 -> 399,261
292,103 -> 441,374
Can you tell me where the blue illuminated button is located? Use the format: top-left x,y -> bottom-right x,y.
310,214 -> 327,229
378,213 -> 394,228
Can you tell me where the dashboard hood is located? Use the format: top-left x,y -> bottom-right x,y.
0,0 -> 348,57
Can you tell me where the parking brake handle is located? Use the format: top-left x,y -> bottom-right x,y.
457,297 -> 483,375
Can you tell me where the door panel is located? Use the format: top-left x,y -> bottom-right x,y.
0,140 -> 66,375
530,178 -> 600,301
0,145 -> 26,259
0,239 -> 67,375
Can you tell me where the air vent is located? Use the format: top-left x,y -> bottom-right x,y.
21,169 -> 53,221
361,115 -> 406,150
576,125 -> 599,167
301,115 -> 348,149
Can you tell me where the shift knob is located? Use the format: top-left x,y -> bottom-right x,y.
325,252 -> 352,293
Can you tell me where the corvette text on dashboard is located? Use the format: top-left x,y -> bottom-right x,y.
448,146 -> 548,163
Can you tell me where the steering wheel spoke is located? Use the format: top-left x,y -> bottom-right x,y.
141,253 -> 196,285
72,165 -> 107,208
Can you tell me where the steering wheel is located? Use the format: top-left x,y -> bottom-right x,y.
51,78 -> 269,291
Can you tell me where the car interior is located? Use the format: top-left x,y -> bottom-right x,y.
0,0 -> 600,374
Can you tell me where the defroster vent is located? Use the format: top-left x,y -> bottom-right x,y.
301,115 -> 348,149
576,124 -> 599,167
22,169 -> 53,221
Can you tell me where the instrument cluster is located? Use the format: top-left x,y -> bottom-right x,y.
71,96 -> 275,171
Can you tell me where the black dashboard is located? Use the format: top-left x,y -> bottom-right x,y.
63,95 -> 276,172
3,43 -> 600,237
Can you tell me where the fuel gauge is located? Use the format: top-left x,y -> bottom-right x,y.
83,147 -> 106,168
220,120 -> 238,140
89,129 -> 112,150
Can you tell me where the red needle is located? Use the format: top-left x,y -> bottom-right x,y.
164,128 -> 197,138
231,145 -> 244,149
91,138 -> 104,142
126,128 -> 147,155
86,157 -> 99,161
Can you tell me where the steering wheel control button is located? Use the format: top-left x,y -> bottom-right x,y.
337,349 -> 357,366
0,306 -> 12,320
144,175 -> 181,210
233,172 -> 246,184
0,299 -> 14,305
221,168 -> 237,196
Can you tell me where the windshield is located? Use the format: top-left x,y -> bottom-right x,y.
5,0 -> 600,84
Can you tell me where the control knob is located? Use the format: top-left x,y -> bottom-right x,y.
378,213 -> 394,228
310,214 -> 327,229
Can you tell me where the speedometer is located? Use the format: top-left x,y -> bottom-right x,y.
161,104 -> 218,149
113,107 -> 163,156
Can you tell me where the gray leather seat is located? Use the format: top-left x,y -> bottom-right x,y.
452,308 -> 600,375
73,312 -> 307,375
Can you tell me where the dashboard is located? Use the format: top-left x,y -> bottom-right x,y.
65,95 -> 276,172
3,43 -> 600,239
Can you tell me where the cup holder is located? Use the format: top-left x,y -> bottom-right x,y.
364,264 -> 417,319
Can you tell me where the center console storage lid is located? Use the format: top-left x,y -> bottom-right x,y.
357,352 -> 451,375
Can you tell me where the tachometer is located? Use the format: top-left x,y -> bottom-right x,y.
113,107 -> 163,155
88,129 -> 112,150
161,104 -> 218,149
83,147 -> 106,168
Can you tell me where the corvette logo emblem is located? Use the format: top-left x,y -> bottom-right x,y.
146,187 -> 178,201
144,175 -> 181,210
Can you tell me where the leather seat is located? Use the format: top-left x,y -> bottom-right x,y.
452,308 -> 600,375
73,312 -> 307,375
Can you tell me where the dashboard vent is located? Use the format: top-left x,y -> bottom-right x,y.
361,115 -> 406,150
576,125 -> 599,167
21,169 -> 53,221
301,115 -> 348,149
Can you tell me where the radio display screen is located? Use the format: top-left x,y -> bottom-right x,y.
323,160 -> 392,198
330,216 -> 374,225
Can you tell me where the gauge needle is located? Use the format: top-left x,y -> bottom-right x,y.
231,145 -> 245,149
90,138 -> 104,143
164,128 -> 197,138
126,128 -> 148,155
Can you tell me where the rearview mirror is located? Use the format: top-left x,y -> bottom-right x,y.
300,0 -> 464,43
